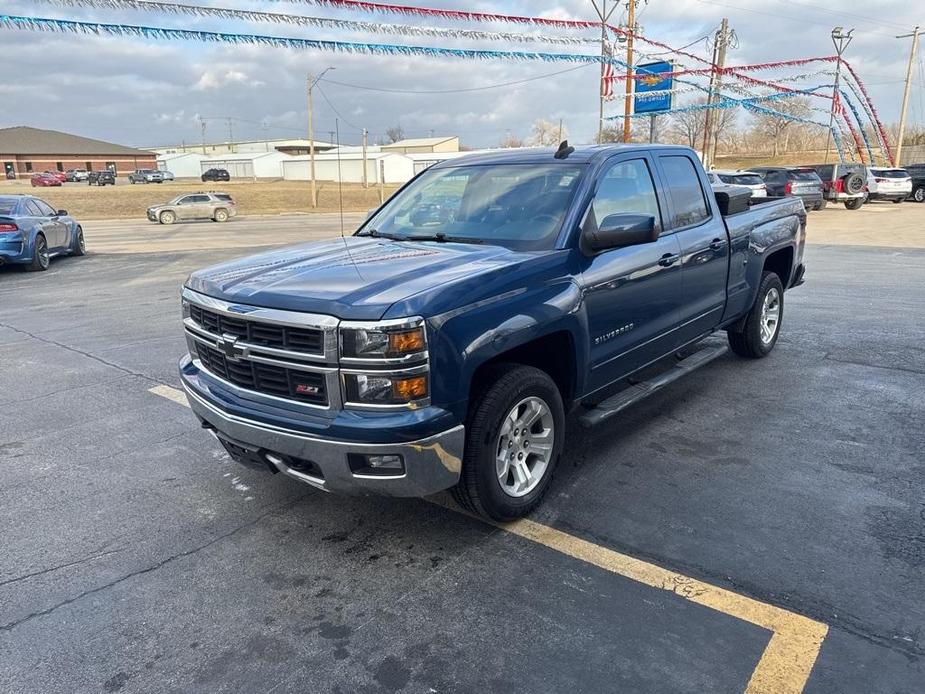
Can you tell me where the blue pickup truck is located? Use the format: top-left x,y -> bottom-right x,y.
178,143 -> 805,520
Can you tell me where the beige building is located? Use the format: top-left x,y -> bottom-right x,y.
381,136 -> 459,155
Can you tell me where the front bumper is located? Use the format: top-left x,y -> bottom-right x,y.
179,357 -> 465,497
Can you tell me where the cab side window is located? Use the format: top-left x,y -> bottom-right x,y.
588,159 -> 662,232
659,155 -> 710,228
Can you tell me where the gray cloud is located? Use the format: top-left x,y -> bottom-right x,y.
1,0 -> 921,148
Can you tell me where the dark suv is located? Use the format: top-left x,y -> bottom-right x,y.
801,163 -> 866,209
87,170 -> 116,186
906,163 -> 925,203
201,168 -> 230,182
750,167 -> 825,211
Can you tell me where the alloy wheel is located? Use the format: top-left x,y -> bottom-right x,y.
759,287 -> 781,345
495,396 -> 555,498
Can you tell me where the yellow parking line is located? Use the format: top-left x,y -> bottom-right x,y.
149,384 -> 828,692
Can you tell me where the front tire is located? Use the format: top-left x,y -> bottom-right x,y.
71,227 -> 86,256
159,210 -> 176,225
27,234 -> 50,272
213,208 -> 229,222
452,364 -> 565,520
728,271 -> 784,359
844,198 -> 864,210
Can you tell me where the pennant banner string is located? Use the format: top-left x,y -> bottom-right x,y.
34,0 -> 602,45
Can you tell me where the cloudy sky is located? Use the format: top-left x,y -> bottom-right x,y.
1,0 -> 922,148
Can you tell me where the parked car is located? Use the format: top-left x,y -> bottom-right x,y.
865,167 -> 912,203
750,167 -> 825,211
201,168 -> 230,182
129,169 -> 164,184
147,192 -> 237,224
42,170 -> 67,183
88,170 -> 116,186
31,173 -> 62,188
0,194 -> 85,271
160,170 -> 175,182
801,163 -> 866,209
65,169 -> 89,182
709,170 -> 767,198
178,144 -> 806,520
905,163 -> 925,202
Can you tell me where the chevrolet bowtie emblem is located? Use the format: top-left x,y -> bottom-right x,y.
216,334 -> 246,361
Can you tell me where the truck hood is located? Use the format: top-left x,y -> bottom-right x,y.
185,236 -> 557,320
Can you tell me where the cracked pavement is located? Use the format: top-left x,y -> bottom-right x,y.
1,215 -> 924,693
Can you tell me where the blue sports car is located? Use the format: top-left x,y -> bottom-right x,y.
0,195 -> 85,271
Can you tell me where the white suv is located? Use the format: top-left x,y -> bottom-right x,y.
865,168 -> 913,204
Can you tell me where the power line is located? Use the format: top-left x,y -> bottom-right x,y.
693,0 -> 899,37
768,0 -> 911,32
320,63 -> 595,94
315,84 -> 365,132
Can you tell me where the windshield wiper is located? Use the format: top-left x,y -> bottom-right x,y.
406,233 -> 483,244
358,229 -> 409,241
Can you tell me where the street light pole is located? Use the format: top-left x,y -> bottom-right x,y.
824,27 -> 853,165
308,67 -> 335,208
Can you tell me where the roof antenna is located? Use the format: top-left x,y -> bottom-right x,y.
554,140 -> 574,159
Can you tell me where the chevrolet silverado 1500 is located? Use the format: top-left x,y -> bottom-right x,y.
178,143 -> 806,520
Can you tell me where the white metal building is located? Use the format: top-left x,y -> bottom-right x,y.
281,152 -> 413,184
199,151 -> 291,179
406,151 -> 474,174
156,152 -> 205,178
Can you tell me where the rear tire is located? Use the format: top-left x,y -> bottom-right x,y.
452,364 -> 565,521
844,198 -> 864,210
27,234 -> 50,272
815,200 -> 827,211
728,271 -> 784,359
913,187 -> 925,203
159,210 -> 176,225
213,208 -> 229,223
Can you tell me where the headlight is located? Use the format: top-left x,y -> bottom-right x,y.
343,371 -> 428,407
339,319 -> 427,361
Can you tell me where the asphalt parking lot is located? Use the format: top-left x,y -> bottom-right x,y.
1,204 -> 924,693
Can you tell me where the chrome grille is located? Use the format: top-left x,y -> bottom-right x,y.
190,304 -> 324,355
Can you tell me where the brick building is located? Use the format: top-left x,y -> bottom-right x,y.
1,126 -> 156,177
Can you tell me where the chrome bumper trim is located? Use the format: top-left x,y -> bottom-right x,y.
181,375 -> 464,497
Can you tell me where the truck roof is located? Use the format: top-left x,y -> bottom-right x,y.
430,143 -> 696,169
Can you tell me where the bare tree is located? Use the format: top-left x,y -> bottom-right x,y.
751,97 -> 812,156
499,132 -> 524,148
385,125 -> 405,143
528,118 -> 568,146
597,123 -> 623,143
666,98 -> 736,150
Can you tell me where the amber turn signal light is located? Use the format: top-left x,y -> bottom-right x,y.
388,328 -> 425,354
392,376 -> 427,400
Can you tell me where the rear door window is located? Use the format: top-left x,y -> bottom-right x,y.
659,155 -> 710,228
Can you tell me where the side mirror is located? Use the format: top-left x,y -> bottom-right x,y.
582,213 -> 658,254
56,209 -> 68,217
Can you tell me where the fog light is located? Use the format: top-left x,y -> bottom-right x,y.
348,453 -> 405,476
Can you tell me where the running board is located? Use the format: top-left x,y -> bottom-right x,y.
578,344 -> 729,428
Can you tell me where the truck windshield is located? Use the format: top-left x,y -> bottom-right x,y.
361,163 -> 585,250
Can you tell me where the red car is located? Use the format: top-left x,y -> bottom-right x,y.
31,173 -> 62,187
42,170 -> 67,183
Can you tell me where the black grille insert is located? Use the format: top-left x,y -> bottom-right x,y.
197,344 -> 327,405
190,304 -> 324,355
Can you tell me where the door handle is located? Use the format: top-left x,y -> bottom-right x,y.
709,238 -> 727,251
658,253 -> 680,267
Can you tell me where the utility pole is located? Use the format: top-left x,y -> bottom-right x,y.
558,118 -> 564,142
199,117 -> 207,155
307,66 -> 335,208
708,19 -> 732,167
622,0 -> 636,142
591,0 -> 617,143
824,27 -> 854,164
362,128 -> 369,188
702,18 -> 732,169
226,117 -> 234,153
896,26 -> 920,165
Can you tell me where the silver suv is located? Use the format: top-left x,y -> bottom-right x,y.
146,193 -> 237,224
129,169 -> 164,184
